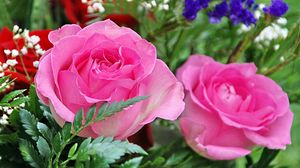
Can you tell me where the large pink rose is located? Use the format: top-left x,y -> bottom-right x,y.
35,20 -> 185,139
177,55 -> 293,160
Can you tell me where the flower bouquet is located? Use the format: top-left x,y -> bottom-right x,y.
0,0 -> 299,167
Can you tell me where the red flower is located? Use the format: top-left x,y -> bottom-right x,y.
0,27 -> 52,90
60,0 -> 138,28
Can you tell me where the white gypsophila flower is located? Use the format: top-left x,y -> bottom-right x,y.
33,61 -> 39,68
13,25 -> 19,33
21,46 -> 28,55
30,35 -> 40,45
277,18 -> 287,25
274,44 -> 280,50
11,49 -> 19,57
2,63 -> 8,69
6,59 -> 18,66
254,23 -> 288,45
3,49 -> 11,56
0,72 -> 3,77
6,108 -> 13,115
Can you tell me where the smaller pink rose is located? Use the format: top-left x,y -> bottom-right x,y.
35,20 -> 185,139
177,55 -> 293,160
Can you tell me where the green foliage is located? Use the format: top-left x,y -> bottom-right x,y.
19,109 -> 39,140
16,96 -> 148,168
0,2 -> 13,28
69,137 -> 146,167
19,139 -> 45,168
251,149 -> 280,168
119,157 -> 144,168
95,96 -> 148,121
0,78 -> 28,108
139,139 -> 235,168
0,133 -> 18,145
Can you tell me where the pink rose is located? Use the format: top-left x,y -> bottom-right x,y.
177,55 -> 293,160
35,20 -> 185,139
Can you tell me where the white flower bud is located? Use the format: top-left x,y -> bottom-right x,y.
13,25 -> 19,33
30,35 -> 40,45
11,49 -> 19,57
4,49 -> 11,55
2,63 -> 8,69
21,46 -> 28,55
33,61 -> 39,68
6,59 -> 18,66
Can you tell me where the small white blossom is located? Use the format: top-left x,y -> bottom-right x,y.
33,61 -> 39,68
6,59 -> 18,66
4,49 -> 11,55
2,63 -> 8,69
13,34 -> 21,40
11,49 -> 19,57
30,35 -> 40,45
20,103 -> 26,107
13,25 -> 19,33
7,109 -> 13,115
27,43 -> 34,48
34,44 -> 41,50
21,46 -> 28,55
277,18 -> 287,25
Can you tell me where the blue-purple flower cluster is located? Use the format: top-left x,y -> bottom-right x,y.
183,0 -> 289,26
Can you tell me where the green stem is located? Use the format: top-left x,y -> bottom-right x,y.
227,15 -> 272,63
227,34 -> 252,63
262,54 -> 300,76
146,20 -> 186,42
251,148 -> 279,168
168,28 -> 184,69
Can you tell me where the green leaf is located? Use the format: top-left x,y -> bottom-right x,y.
73,137 -> 146,167
0,76 -> 12,92
89,155 -> 109,168
1,89 -> 25,103
0,133 -> 18,145
73,109 -> 83,132
36,136 -> 50,159
62,122 -> 72,141
68,143 -> 78,159
0,2 -> 13,28
19,109 -> 39,140
30,0 -> 47,29
90,137 -> 147,164
27,85 -> 43,119
165,151 -> 190,166
252,148 -> 280,168
76,138 -> 92,161
19,139 -> 44,168
96,96 -> 148,121
85,106 -> 96,125
37,122 -> 53,143
9,97 -> 29,107
119,157 -> 143,168
53,133 -> 62,154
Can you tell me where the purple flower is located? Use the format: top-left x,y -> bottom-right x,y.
230,0 -> 257,26
264,0 -> 289,17
245,0 -> 255,8
208,1 -> 229,24
183,0 -> 210,20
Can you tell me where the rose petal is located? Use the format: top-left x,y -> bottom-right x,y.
49,24 -> 81,44
244,111 -> 293,149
